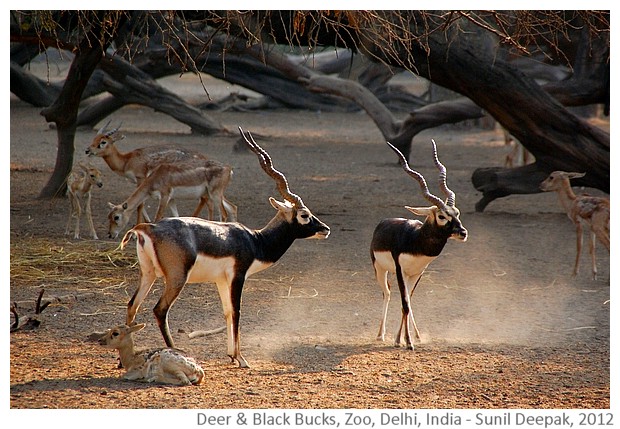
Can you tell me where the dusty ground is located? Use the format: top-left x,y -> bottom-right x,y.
9,73 -> 610,411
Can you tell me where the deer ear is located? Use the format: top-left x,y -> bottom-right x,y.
405,206 -> 435,217
568,172 -> 586,179
128,323 -> 146,334
269,197 -> 293,212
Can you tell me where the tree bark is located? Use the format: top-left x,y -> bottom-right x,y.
10,61 -> 58,107
359,17 -> 609,210
96,55 -> 223,135
38,40 -> 105,199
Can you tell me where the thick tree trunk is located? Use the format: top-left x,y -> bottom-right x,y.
38,42 -> 105,199
10,61 -> 58,107
96,55 -> 223,135
360,18 -> 609,210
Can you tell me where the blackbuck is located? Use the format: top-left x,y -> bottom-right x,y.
371,141 -> 468,350
119,127 -> 330,368
98,323 -> 204,386
539,171 -> 610,280
107,159 -> 237,239
65,162 -> 104,240
86,121 -> 229,223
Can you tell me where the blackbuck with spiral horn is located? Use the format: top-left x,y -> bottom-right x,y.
371,140 -> 468,350
120,127 -> 330,368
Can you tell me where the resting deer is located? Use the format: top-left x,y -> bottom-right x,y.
539,171 -> 610,280
371,141 -> 468,350
119,127 -> 330,368
86,121 -> 233,223
107,159 -> 237,239
98,323 -> 204,386
65,162 -> 103,240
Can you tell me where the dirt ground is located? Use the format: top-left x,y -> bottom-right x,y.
9,72 -> 610,412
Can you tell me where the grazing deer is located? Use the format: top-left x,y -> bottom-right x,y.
65,162 -> 103,240
119,127 -> 330,368
539,171 -> 610,280
98,323 -> 204,386
371,141 -> 468,350
86,121 -> 222,223
107,159 -> 238,239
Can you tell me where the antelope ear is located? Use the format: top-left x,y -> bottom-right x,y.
405,206 -> 436,217
107,202 -> 116,210
567,172 -> 586,179
269,197 -> 294,212
128,323 -> 146,334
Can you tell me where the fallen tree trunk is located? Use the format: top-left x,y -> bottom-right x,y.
96,55 -> 223,135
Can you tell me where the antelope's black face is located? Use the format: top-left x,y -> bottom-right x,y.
270,197 -> 330,239
296,206 -> 330,239
407,205 -> 467,241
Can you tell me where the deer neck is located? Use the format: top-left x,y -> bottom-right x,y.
556,181 -> 578,214
101,145 -> 132,176
117,337 -> 145,369
254,215 -> 297,263
121,181 -> 153,213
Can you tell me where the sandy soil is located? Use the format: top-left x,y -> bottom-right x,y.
9,73 -> 610,414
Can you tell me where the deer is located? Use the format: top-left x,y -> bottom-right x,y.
65,162 -> 104,240
107,159 -> 238,239
98,323 -> 204,386
539,171 -> 610,280
86,121 -> 234,224
502,128 -> 531,168
118,127 -> 330,368
371,140 -> 468,350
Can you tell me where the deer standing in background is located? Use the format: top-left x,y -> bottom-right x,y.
86,122 -> 234,224
371,140 -> 467,350
107,159 -> 237,239
540,171 -> 610,280
65,162 -> 103,240
119,127 -> 330,368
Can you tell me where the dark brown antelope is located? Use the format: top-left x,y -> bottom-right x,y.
119,127 -> 330,368
371,140 -> 468,350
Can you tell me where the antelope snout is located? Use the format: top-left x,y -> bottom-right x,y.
452,226 -> 468,242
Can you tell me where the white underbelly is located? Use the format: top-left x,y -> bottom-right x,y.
186,255 -> 273,284
373,251 -> 435,278
170,185 -> 206,200
186,255 -> 235,284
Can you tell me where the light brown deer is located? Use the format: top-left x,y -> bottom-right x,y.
107,159 -> 237,239
65,162 -> 104,240
86,122 -> 232,223
98,323 -> 204,386
540,171 -> 610,280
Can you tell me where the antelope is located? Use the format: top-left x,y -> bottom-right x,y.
119,127 -> 330,368
65,162 -> 104,240
502,128 -> 531,168
86,121 -> 229,223
539,171 -> 610,280
98,323 -> 204,386
107,159 -> 238,239
371,141 -> 468,350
